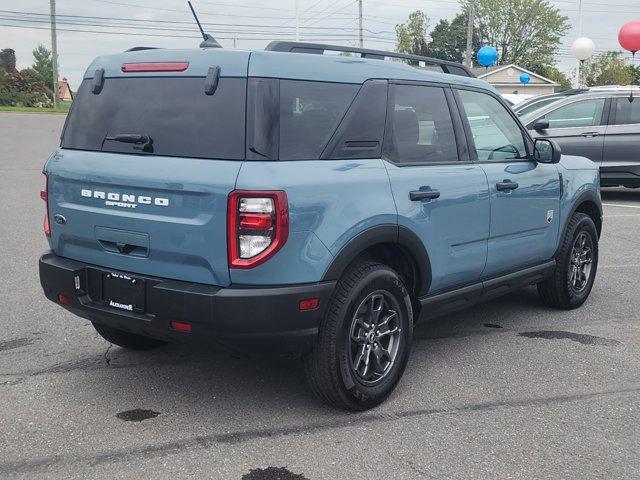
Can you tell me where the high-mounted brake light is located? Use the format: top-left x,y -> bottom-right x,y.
228,190 -> 288,269
41,172 -> 50,237
121,62 -> 189,73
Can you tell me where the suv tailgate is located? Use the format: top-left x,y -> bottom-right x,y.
46,150 -> 239,286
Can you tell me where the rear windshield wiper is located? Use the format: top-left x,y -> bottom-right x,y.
102,133 -> 154,153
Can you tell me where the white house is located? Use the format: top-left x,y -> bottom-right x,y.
471,64 -> 559,96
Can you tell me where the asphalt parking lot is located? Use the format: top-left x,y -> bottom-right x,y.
0,112 -> 638,479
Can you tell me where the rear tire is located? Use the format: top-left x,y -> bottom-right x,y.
304,262 -> 413,411
537,212 -> 598,309
92,322 -> 167,350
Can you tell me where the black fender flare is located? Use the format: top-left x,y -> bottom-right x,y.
556,189 -> 603,256
321,224 -> 432,296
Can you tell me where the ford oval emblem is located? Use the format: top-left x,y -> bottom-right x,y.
54,214 -> 66,225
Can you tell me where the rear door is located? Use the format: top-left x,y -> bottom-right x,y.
602,95 -> 640,185
383,82 -> 490,294
46,68 -> 248,286
528,97 -> 608,163
455,87 -> 560,277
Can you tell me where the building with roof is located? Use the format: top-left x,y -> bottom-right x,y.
58,78 -> 73,101
471,64 -> 559,96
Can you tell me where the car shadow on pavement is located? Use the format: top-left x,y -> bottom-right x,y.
65,286 -> 552,417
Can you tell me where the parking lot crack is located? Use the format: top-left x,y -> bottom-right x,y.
103,344 -> 113,367
1,385 -> 638,476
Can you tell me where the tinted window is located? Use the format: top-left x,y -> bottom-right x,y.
516,97 -> 562,117
247,78 -> 279,160
279,80 -> 358,160
545,98 -> 605,128
612,97 -> 640,125
457,89 -> 527,161
62,77 -> 246,160
384,84 -> 458,164
325,80 -> 387,160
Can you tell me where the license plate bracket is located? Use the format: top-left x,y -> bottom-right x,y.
103,272 -> 145,314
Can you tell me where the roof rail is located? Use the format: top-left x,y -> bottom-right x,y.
265,41 -> 475,78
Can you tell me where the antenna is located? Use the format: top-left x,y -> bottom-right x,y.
187,1 -> 222,48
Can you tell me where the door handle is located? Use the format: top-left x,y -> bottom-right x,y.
496,181 -> 519,191
409,189 -> 440,201
581,132 -> 599,137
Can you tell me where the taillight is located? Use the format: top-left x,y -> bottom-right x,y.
41,172 -> 50,237
228,190 -> 288,269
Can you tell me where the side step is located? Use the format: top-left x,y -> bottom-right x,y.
419,260 -> 556,321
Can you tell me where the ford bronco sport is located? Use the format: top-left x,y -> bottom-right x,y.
39,42 -> 602,411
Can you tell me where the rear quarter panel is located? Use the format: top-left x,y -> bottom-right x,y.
232,159 -> 397,285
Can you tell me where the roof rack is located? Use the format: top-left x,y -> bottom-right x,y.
265,41 -> 475,78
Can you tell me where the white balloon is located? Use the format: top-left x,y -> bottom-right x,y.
571,37 -> 595,61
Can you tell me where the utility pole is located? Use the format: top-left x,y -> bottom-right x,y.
575,0 -> 583,87
465,1 -> 475,68
295,0 -> 300,41
358,0 -> 363,48
49,0 -> 59,109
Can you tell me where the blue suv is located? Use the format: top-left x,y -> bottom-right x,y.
39,42 -> 602,410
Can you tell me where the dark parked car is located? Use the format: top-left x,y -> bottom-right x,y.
522,89 -> 640,188
513,88 -> 588,117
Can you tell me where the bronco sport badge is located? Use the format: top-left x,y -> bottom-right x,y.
81,189 -> 169,209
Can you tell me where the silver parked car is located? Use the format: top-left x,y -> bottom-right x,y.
522,89 -> 640,188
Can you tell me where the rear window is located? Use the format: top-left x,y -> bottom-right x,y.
61,77 -> 246,160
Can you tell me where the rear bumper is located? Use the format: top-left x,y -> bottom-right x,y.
39,251 -> 335,357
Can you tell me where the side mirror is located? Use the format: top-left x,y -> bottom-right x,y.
534,138 -> 561,164
533,118 -> 549,131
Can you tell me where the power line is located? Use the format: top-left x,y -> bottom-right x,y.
0,11 -> 396,37
0,10 -> 394,34
0,21 -> 395,43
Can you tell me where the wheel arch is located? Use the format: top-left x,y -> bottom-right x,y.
321,224 -> 432,298
558,190 -> 603,256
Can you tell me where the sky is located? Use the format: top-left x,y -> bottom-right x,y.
1,0 -> 639,90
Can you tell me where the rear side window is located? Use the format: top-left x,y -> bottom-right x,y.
383,84 -> 458,164
62,77 -> 246,160
279,80 -> 358,160
545,98 -> 605,128
247,79 -> 359,160
612,97 -> 640,125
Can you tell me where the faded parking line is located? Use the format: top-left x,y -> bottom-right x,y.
602,203 -> 640,209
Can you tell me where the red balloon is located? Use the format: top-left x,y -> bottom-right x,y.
619,20 -> 640,52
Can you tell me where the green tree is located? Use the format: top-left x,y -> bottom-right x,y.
629,64 -> 640,85
0,49 -> 16,72
530,64 -> 572,91
31,44 -> 54,91
461,0 -> 568,69
583,51 -> 632,86
395,11 -> 429,57
429,12 -> 480,63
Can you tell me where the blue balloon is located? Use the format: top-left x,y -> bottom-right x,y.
520,73 -> 531,84
477,46 -> 498,67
